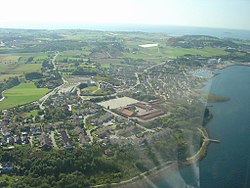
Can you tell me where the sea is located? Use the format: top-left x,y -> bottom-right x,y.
4,24 -> 250,40
154,65 -> 250,188
3,24 -> 250,187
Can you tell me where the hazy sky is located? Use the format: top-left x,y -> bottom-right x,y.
1,0 -> 250,30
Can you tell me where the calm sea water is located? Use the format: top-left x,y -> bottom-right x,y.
4,24 -> 250,40
154,66 -> 250,188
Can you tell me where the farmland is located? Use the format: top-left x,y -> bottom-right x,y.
0,28 -> 250,187
0,82 -> 50,110
0,53 -> 46,81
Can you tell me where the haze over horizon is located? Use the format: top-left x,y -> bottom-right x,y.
1,0 -> 250,31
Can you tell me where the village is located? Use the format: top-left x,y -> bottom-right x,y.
0,53 -> 223,157
1,28 -> 248,183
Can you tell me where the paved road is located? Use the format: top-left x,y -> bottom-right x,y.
50,131 -> 58,148
39,52 -> 67,109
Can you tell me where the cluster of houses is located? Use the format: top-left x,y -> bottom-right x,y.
0,125 -> 30,148
90,112 -> 114,126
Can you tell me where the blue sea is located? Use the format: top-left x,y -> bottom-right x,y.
154,66 -> 250,188
4,24 -> 250,40
3,24 -> 250,187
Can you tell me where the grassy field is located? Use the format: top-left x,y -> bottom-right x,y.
11,64 -> 41,73
0,55 -> 21,63
0,82 -> 50,110
122,46 -> 228,59
0,53 -> 43,81
0,63 -> 41,74
163,47 -> 228,57
0,74 -> 22,82
82,85 -> 98,92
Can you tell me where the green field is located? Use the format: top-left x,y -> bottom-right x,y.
11,64 -> 41,73
83,85 -> 98,92
0,82 -> 50,110
121,46 -> 228,60
163,47 -> 229,57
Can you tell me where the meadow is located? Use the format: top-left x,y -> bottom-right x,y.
0,53 -> 45,81
0,82 -> 50,110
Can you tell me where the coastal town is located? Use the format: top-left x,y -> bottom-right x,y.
0,54 -> 221,153
0,28 -> 249,186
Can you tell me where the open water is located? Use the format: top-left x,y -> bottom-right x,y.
155,66 -> 250,188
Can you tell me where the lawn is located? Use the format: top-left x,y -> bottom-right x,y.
83,85 -> 98,92
163,47 -> 229,57
123,46 -> 228,59
0,55 -> 21,63
0,82 -> 50,110
11,63 -> 41,73
0,74 -> 22,82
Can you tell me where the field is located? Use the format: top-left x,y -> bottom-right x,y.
0,82 -> 50,110
162,47 -> 229,57
0,53 -> 44,81
124,46 -> 228,58
98,97 -> 139,109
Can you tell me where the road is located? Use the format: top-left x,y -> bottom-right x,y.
39,52 -> 67,110
83,115 -> 95,144
50,131 -> 58,148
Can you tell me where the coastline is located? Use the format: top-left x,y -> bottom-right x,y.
91,64 -> 235,188
91,128 -> 211,188
215,61 -> 250,70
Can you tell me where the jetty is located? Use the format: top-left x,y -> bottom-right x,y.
198,128 -> 220,143
207,139 -> 220,143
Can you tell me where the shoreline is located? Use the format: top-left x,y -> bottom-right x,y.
215,61 -> 250,70
92,128 -> 211,188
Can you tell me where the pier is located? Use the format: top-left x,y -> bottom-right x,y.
198,128 -> 220,144
207,139 -> 220,143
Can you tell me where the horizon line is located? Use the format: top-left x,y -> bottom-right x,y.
1,23 -> 250,32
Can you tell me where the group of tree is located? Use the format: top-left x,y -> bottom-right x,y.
72,68 -> 97,76
0,77 -> 20,97
25,72 -> 43,80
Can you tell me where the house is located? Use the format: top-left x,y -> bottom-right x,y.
22,136 -> 29,144
79,134 -> 89,146
0,139 -> 7,146
20,125 -> 30,136
134,102 -> 152,110
39,134 -> 52,150
60,130 -> 72,147
30,126 -> 41,136
1,127 -> 11,137
1,117 -> 10,126
120,109 -> 134,117
14,135 -> 22,145
96,128 -> 111,139
94,113 -> 113,126
75,126 -> 82,134
7,137 -> 15,145
0,162 -> 13,174
44,124 -> 54,132
89,109 -> 99,115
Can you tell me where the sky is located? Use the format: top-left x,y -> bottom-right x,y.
1,0 -> 250,30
